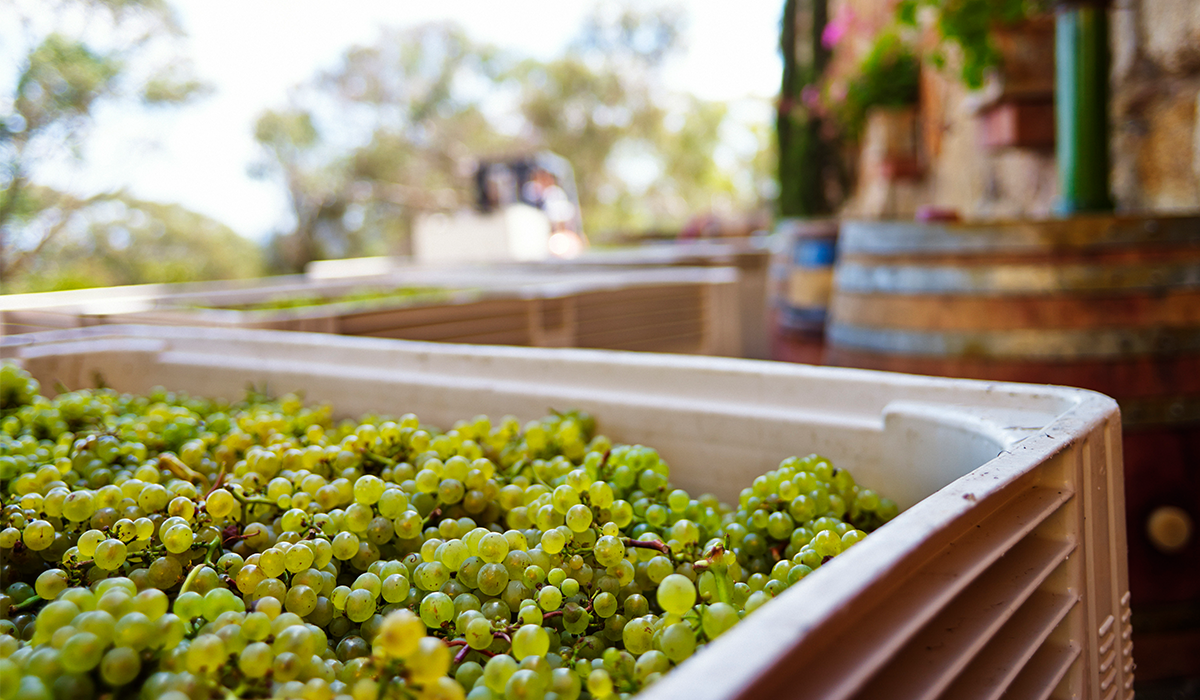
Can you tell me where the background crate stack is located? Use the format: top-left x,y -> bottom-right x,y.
307,241 -> 774,359
0,266 -> 741,357
2,325 -> 1131,700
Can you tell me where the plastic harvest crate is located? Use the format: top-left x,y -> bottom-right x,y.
306,240 -> 774,360
0,326 -> 1131,700
0,267 -> 740,357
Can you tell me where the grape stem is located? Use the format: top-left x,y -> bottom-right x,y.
362,450 -> 397,467
204,463 -> 228,498
622,538 -> 670,555
11,595 -> 42,612
693,544 -> 734,605
178,558 -> 208,595
159,453 -> 209,489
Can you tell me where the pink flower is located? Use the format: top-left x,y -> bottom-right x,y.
822,6 -> 856,49
801,85 -> 821,109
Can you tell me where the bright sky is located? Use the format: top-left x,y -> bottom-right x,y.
25,1 -> 784,242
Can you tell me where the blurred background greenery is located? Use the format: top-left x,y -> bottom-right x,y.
0,0 -> 780,292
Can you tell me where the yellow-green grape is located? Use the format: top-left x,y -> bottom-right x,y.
115,612 -> 155,649
374,609 -> 424,659
161,524 -> 193,554
206,489 -> 237,519
540,528 -> 566,555
564,504 -> 593,533
34,569 -> 68,600
258,548 -> 286,578
352,475 -> 385,505
465,616 -> 493,650
22,520 -> 54,551
659,622 -> 697,663
284,544 -> 314,573
344,590 -> 375,623
510,624 -> 549,660
379,573 -> 410,605
407,636 -> 452,685
100,646 -> 142,686
331,532 -> 359,560
482,654 -> 519,694
187,634 -> 226,675
239,641 -> 274,678
477,532 -> 509,564
61,492 -> 95,523
94,539 -> 128,571
587,668 -> 614,698
59,631 -> 105,673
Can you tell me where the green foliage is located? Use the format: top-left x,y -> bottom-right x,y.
833,31 -> 920,138
1,0 -> 210,284
253,6 -> 767,263
3,190 -> 263,293
897,0 -> 1048,88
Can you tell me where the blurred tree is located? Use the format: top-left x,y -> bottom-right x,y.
7,189 -> 262,293
251,23 -> 516,272
254,4 -> 771,266
0,0 -> 209,286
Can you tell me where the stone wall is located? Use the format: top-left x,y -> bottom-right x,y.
1111,0 -> 1200,211
832,0 -> 1200,220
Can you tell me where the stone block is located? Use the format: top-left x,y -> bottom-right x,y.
1142,0 -> 1200,74
1115,83 -> 1200,210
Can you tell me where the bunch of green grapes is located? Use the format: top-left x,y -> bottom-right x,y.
0,361 -> 897,700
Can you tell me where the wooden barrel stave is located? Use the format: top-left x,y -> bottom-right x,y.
828,214 -> 1200,679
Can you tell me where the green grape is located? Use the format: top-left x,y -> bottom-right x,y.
61,492 -> 95,523
99,646 -> 141,686
381,574 -> 411,604
659,622 -> 696,663
634,649 -> 669,681
34,570 -> 68,601
59,632 -> 104,673
477,563 -> 509,597
285,585 -> 318,617
344,590 -> 376,623
536,586 -> 562,612
259,548 -> 286,578
477,533 -> 509,564
419,592 -> 455,628
483,654 -> 519,694
239,641 -> 274,678
284,545 -> 315,573
550,667 -> 582,700
22,520 -> 54,551
331,532 -> 359,560
587,668 -> 613,698
375,609 -> 423,659
113,611 -> 153,649
539,529 -> 566,555
656,574 -> 696,615
465,616 -> 494,650
406,636 -> 452,685
622,616 -> 655,655
510,624 -> 549,660
93,539 -> 127,571
161,525 -> 193,554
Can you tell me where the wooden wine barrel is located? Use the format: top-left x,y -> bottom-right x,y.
768,219 -> 839,364
825,212 -> 1200,680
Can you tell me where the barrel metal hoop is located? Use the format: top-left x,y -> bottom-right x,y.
834,261 -> 1200,295
826,324 -> 1200,360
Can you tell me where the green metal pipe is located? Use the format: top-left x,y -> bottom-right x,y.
1055,1 -> 1113,214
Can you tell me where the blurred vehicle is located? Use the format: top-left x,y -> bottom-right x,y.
412,151 -> 587,264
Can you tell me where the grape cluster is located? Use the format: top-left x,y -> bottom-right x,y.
0,361 -> 897,699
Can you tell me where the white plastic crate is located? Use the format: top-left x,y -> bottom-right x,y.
0,326 -> 1131,700
306,240 -> 774,359
0,267 -> 741,357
